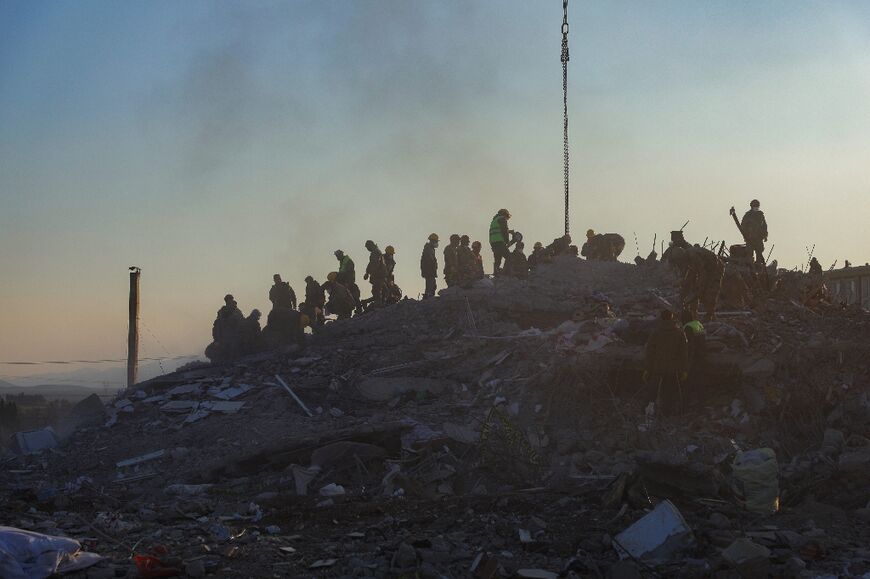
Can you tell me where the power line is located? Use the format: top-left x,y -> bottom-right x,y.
0,355 -> 199,366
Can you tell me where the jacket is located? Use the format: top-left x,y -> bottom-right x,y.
338,256 -> 356,285
489,215 -> 508,244
741,210 -> 768,242
420,242 -> 438,278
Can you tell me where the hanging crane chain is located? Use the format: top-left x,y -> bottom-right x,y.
561,0 -> 570,236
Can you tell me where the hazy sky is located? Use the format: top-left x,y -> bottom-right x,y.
2,1 -> 870,381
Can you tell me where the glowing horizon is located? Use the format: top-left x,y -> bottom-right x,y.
3,1 -> 870,379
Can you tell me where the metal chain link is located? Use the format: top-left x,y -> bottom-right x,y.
561,0 -> 570,236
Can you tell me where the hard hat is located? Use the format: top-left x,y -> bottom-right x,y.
586,229 -> 595,238
750,199 -> 760,207
385,245 -> 395,255
428,233 -> 439,242
497,208 -> 511,218
327,271 -> 338,282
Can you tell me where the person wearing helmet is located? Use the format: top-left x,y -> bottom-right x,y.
489,209 -> 513,275
420,233 -> 439,299
471,240 -> 485,280
740,199 -> 768,266
443,234 -> 461,287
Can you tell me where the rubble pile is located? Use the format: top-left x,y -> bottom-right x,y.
3,257 -> 870,578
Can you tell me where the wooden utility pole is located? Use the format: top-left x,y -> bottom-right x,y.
127,267 -> 140,388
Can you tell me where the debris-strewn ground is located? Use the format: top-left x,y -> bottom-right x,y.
3,257 -> 870,578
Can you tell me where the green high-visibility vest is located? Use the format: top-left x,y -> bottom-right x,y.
489,215 -> 505,243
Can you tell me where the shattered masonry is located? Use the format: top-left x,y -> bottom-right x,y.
3,256 -> 870,578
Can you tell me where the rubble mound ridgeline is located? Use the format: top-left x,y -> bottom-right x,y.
3,258 -> 870,578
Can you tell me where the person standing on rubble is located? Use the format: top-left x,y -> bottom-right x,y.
455,235 -> 475,288
384,246 -> 396,282
443,234 -> 461,287
420,233 -> 439,299
269,274 -> 297,310
528,242 -> 545,269
644,309 -> 689,417
740,199 -> 768,266
489,209 -> 513,276
471,240 -> 485,280
302,276 -> 326,327
363,240 -> 387,306
240,309 -> 263,354
334,250 -> 361,308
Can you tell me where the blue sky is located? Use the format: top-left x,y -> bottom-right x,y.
2,1 -> 870,378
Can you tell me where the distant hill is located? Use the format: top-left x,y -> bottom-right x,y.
0,382 -> 105,401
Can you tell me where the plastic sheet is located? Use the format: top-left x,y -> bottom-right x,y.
0,526 -> 102,579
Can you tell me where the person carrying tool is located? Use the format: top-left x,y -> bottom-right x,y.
644,309 -> 689,417
489,209 -> 513,276
420,233 -> 439,299
740,199 -> 768,266
363,240 -> 387,306
444,234 -> 461,287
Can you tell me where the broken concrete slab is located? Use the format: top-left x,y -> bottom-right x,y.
613,500 -> 694,562
10,427 -> 59,455
167,382 -> 202,397
357,377 -> 454,401
208,383 -> 253,400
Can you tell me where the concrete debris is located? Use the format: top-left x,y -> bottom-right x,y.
613,500 -> 694,562
3,259 -> 870,576
10,427 -> 59,455
115,449 -> 165,469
